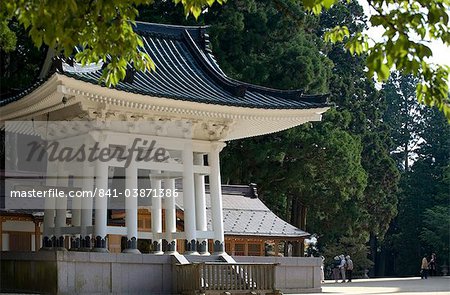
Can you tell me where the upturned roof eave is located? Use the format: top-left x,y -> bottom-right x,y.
0,74 -> 329,141
224,232 -> 310,239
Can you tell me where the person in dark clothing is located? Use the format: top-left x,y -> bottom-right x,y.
332,256 -> 341,283
346,255 -> 354,282
429,253 -> 437,276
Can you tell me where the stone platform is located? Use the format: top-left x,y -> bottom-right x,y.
0,251 -> 175,294
0,251 -> 322,294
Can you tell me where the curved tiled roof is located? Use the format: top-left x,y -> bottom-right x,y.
216,194 -> 309,238
175,184 -> 309,238
1,22 -> 329,109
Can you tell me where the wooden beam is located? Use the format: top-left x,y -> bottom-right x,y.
0,217 -> 3,251
34,221 -> 40,251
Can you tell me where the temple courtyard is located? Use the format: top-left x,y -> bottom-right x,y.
302,277 -> 450,295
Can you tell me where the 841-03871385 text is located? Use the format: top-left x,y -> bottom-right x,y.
10,188 -> 179,198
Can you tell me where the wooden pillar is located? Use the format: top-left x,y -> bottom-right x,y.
34,221 -> 41,251
274,240 -> 279,256
300,238 -> 305,256
0,217 -> 3,251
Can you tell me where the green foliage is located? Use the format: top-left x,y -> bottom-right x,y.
383,73 -> 428,170
2,0 -> 449,119
204,0 -> 399,270
204,0 -> 332,93
0,20 -> 46,98
0,21 -> 16,52
220,109 -> 370,264
420,204 -> 450,260
344,32 -> 369,55
324,26 -> 349,43
317,0 -> 450,121
0,0 -> 224,87
321,0 -> 400,243
1,0 -> 158,86
174,0 -> 226,18
382,94 -> 450,275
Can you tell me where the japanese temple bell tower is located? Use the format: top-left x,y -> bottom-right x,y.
0,22 -> 329,255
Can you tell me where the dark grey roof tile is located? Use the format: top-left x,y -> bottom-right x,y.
1,22 -> 329,109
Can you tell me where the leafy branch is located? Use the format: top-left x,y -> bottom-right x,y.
306,0 -> 450,121
1,0 -> 449,121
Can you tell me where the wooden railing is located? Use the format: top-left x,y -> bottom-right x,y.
177,262 -> 279,294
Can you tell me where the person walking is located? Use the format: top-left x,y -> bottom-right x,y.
332,256 -> 341,283
421,255 -> 429,279
346,255 -> 354,282
339,254 -> 346,283
429,253 -> 437,276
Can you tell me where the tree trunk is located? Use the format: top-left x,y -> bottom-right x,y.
369,232 -> 378,277
290,195 -> 308,256
378,245 -> 386,277
404,123 -> 409,171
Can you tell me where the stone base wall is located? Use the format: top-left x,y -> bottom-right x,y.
233,256 -> 322,294
0,251 -> 174,294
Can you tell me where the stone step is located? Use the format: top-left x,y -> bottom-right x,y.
184,254 -> 224,263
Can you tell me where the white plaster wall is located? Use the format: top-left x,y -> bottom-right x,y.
2,220 -> 35,232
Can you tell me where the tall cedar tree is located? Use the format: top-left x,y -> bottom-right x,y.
382,78 -> 450,276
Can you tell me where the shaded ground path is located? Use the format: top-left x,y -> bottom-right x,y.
302,277 -> 450,295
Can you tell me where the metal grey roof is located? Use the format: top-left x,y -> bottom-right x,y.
219,195 -> 309,238
1,22 -> 329,109
175,187 -> 309,238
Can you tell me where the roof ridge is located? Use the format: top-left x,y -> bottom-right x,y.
222,208 -> 270,212
180,26 -> 329,103
135,21 -> 209,30
134,22 -> 208,44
